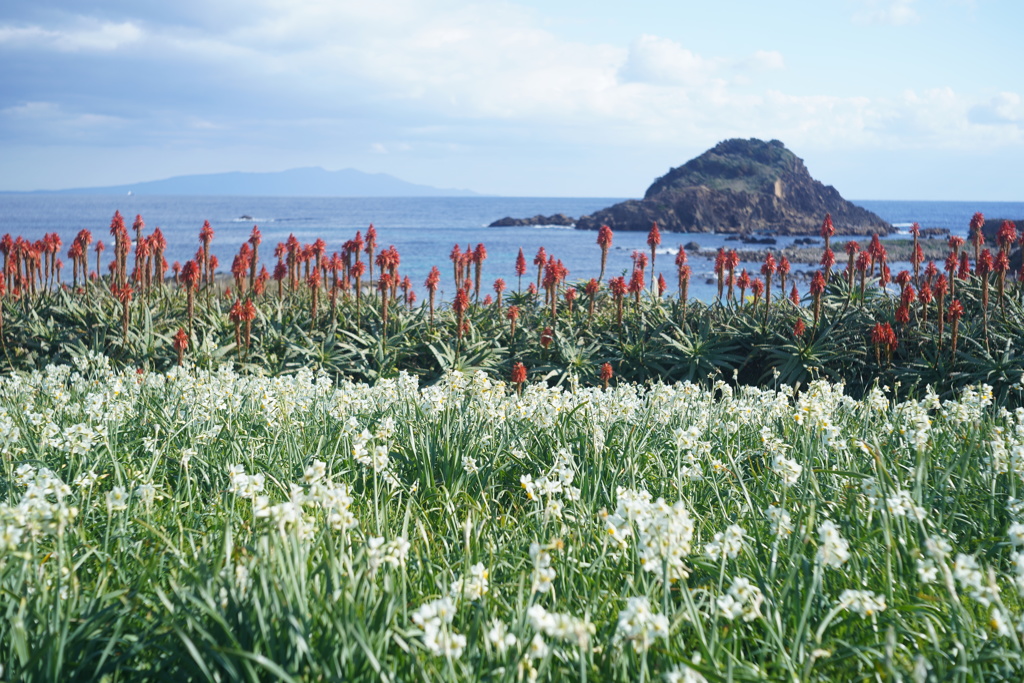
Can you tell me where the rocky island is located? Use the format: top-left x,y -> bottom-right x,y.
488,213 -> 575,227
558,138 -> 890,235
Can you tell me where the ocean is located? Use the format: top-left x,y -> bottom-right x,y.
0,195 -> 1021,303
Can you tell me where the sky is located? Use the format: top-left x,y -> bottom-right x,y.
0,0 -> 1021,199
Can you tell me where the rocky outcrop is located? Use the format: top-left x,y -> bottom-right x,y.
980,218 -> 1024,271
489,213 -> 575,227
981,218 -> 1022,244
575,139 -> 890,235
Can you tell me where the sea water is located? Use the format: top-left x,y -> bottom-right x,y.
0,195 -> 1021,302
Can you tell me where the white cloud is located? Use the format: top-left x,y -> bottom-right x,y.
0,20 -> 142,51
0,0 -> 1019,178
968,92 -> 1024,125
620,34 -> 717,86
1,101 -> 126,129
851,0 -> 920,26
747,50 -> 785,71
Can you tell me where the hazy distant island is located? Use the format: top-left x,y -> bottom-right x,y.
10,167 -> 478,197
490,138 -> 890,235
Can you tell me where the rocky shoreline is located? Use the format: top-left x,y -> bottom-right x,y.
687,237 -> 951,267
489,213 -> 575,227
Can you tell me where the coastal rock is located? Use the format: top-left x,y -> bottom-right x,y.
575,138 -> 890,236
684,241 -> 701,251
489,213 -> 574,227
980,218 -> 1024,271
981,218 -> 1022,244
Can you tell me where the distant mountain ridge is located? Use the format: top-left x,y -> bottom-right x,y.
16,167 -> 479,197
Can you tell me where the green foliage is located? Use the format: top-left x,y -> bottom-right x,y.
2,269 -> 1023,402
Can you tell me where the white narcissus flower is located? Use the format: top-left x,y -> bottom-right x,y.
772,454 -> 802,486
486,620 -> 517,654
106,486 -> 129,512
817,520 -> 851,569
616,597 -> 669,653
836,590 -> 886,618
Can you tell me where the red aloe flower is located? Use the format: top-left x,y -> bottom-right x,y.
631,250 -> 648,272
957,252 -> 971,280
600,361 -> 613,390
919,282 -> 933,322
241,300 -> 256,350
901,284 -> 916,307
997,220 -> 1017,252
453,287 -> 470,339
628,268 -> 645,305
678,265 -> 692,325
871,321 -> 897,365
761,253 -> 776,318
725,250 -> 740,303
969,212 -> 985,262
609,276 -> 627,327
948,299 -> 964,358
472,243 -> 487,301
820,248 -> 836,276
511,362 -> 527,394
493,278 -> 506,308
820,213 -> 835,240
424,265 -> 440,324
229,299 -> 243,348
539,326 -> 554,349
777,255 -> 791,299
507,304 -> 520,337
750,278 -> 764,308
180,260 -> 201,335
995,250 -> 1010,311
172,327 -> 189,365
533,247 -> 546,290
793,318 -> 806,338
111,283 -> 133,338
515,247 -> 527,292
674,245 -> 688,286
647,222 -> 661,290
597,225 -> 613,282
810,270 -> 826,328
737,269 -> 751,305
378,272 -> 393,332
585,277 -> 600,322
714,248 -> 726,301
364,224 -> 377,284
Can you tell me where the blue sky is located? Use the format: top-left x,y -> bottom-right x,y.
0,0 -> 1021,199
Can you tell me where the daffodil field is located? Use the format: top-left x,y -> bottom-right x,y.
3,354 -> 1024,681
